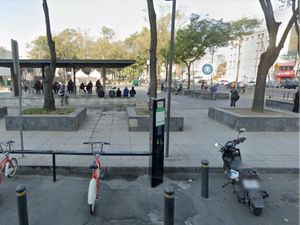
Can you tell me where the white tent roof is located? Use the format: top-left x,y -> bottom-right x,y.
75,69 -> 87,78
89,69 -> 101,78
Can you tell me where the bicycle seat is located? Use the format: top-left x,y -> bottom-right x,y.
89,163 -> 98,170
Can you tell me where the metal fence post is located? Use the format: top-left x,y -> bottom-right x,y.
201,159 -> 209,198
164,186 -> 175,225
16,184 -> 29,225
52,153 -> 56,182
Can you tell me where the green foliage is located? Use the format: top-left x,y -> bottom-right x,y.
229,17 -> 261,38
23,107 -> 75,115
27,35 -> 50,59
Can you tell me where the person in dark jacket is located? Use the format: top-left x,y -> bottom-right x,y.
123,87 -> 129,97
230,86 -> 239,107
79,82 -> 85,93
116,88 -> 122,97
292,89 -> 299,113
129,87 -> 136,97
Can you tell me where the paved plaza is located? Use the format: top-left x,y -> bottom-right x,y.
0,87 -> 298,172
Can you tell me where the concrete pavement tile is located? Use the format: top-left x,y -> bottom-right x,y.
70,131 -> 93,138
107,144 -> 132,151
109,137 -> 131,145
110,132 -> 130,138
88,131 -> 111,139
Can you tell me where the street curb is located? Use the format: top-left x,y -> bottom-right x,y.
18,165 -> 299,177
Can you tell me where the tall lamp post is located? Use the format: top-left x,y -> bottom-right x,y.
165,0 -> 176,158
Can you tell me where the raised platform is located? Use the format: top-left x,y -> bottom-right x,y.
265,99 -> 294,112
183,89 -> 229,100
208,107 -> 299,131
0,96 -> 136,108
5,107 -> 87,131
0,106 -> 7,118
127,107 -> 184,131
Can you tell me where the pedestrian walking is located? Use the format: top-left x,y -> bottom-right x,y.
292,88 -> 299,113
230,86 -> 240,107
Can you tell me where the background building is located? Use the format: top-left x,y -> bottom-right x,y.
225,30 -> 269,82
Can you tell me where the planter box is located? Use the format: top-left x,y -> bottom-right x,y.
208,107 -> 299,131
0,106 -> 7,118
183,89 -> 229,100
5,107 -> 87,131
265,99 -> 294,112
127,107 -> 184,132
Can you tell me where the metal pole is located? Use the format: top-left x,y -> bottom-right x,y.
52,153 -> 56,182
164,186 -> 175,225
11,39 -> 24,156
165,0 -> 176,158
201,159 -> 209,198
16,184 -> 29,225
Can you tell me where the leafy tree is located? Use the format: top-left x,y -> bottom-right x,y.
251,0 -> 299,112
27,36 -> 50,59
174,14 -> 231,89
174,14 -> 260,89
42,0 -> 56,111
100,26 -> 115,41
54,28 -> 85,59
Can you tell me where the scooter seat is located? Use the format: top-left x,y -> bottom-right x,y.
231,160 -> 259,178
231,160 -> 246,170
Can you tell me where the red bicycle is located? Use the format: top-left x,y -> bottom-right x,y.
0,140 -> 18,184
83,140 -> 109,215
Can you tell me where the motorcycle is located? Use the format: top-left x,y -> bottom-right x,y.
214,128 -> 269,216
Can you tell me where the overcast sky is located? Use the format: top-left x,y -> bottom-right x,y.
0,0 -> 290,58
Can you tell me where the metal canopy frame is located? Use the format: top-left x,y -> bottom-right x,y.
0,59 -> 135,69
0,59 -> 135,95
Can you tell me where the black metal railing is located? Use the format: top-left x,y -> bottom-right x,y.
3,149 -> 151,182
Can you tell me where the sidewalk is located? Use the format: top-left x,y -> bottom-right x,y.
0,89 -> 299,173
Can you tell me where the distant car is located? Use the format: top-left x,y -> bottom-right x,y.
226,81 -> 247,89
247,81 -> 256,87
217,79 -> 229,85
280,80 -> 299,89
266,81 -> 280,88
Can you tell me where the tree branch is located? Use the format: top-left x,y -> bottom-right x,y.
292,0 -> 299,55
277,6 -> 299,50
259,0 -> 280,47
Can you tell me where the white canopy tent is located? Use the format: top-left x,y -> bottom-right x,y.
75,69 -> 88,78
88,69 -> 101,78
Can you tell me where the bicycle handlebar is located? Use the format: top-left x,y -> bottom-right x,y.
83,141 -> 110,145
0,140 -> 15,145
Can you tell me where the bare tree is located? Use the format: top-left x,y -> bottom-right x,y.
42,0 -> 56,111
147,0 -> 157,98
251,0 -> 299,112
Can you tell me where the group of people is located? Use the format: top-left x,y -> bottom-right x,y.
160,81 -> 183,95
79,81 -> 94,94
108,87 -> 136,98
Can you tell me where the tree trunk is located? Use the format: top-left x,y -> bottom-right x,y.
147,0 -> 157,98
187,64 -> 191,89
251,50 -> 279,112
253,0 -> 299,112
10,66 -> 19,96
42,0 -> 56,111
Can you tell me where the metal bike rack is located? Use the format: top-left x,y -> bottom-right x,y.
7,150 -> 151,182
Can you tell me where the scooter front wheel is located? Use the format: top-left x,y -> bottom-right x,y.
249,201 -> 262,216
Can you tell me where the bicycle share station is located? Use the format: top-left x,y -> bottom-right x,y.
0,98 -> 166,215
